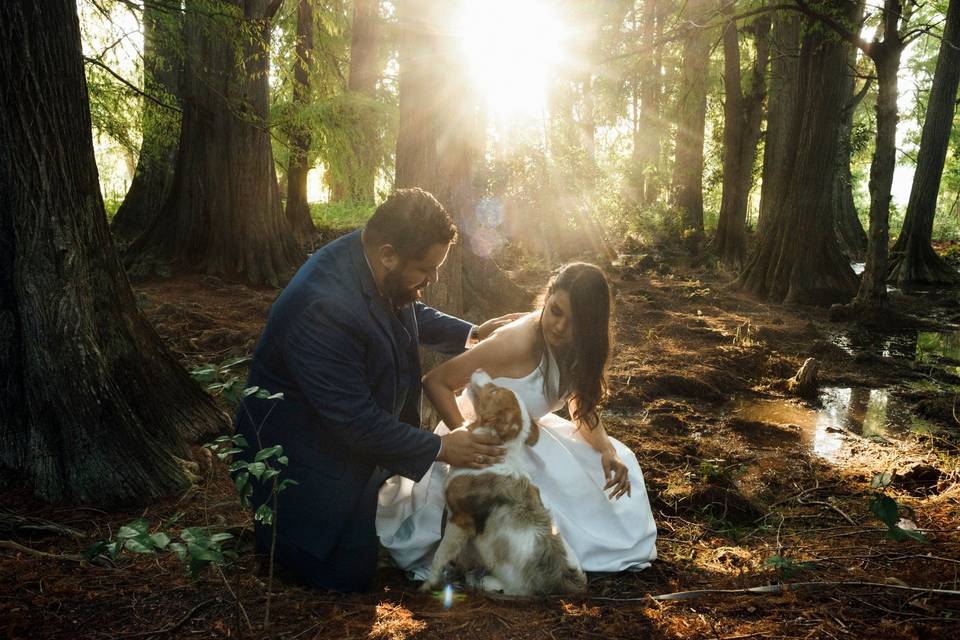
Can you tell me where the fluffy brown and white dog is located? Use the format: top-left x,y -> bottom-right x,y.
420,370 -> 587,596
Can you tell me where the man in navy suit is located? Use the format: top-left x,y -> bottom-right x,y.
236,188 -> 506,591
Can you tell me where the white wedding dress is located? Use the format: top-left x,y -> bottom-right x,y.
376,351 -> 658,579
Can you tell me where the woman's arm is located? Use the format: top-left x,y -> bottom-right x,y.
569,396 -> 631,500
422,315 -> 539,431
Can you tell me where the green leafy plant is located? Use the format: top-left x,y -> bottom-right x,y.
869,472 -> 928,543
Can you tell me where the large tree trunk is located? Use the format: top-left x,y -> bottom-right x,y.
670,0 -> 713,244
734,3 -> 859,304
0,0 -> 227,506
832,18 -> 868,260
757,11 -> 801,237
125,0 -> 303,286
855,1 -> 907,307
285,0 -> 317,240
888,0 -> 960,287
395,0 -> 526,319
330,0 -> 380,203
110,2 -> 181,244
712,4 -> 771,267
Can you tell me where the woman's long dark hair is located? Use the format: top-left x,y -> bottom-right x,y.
537,263 -> 612,430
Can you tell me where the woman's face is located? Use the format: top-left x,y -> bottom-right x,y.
541,290 -> 574,349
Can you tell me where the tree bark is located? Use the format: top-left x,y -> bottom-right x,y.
713,4 -> 771,267
888,0 -> 960,287
832,20 -> 868,260
125,0 -> 303,286
757,10 -> 800,237
855,0 -> 907,307
330,0 -> 380,203
285,0 -> 317,240
734,3 -> 859,305
110,1 -> 181,244
670,0 -> 713,244
0,0 -> 227,506
396,0 -> 526,319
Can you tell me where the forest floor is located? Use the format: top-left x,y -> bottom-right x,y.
3,236 -> 960,639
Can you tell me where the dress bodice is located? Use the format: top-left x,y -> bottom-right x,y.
464,350 -> 564,421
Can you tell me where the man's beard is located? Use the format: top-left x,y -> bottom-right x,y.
383,267 -> 424,307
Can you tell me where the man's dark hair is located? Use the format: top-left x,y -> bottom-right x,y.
364,188 -> 458,260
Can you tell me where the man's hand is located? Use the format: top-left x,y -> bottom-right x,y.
476,312 -> 527,341
438,427 -> 505,469
601,450 -> 631,500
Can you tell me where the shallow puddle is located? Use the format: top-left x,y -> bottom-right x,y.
732,387 -> 915,462
828,328 -> 960,371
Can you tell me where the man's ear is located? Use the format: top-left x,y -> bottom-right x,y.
378,244 -> 400,271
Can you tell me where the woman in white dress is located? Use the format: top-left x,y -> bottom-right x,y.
377,263 -> 657,579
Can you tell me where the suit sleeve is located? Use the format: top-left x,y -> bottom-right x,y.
283,300 -> 441,481
414,302 -> 474,355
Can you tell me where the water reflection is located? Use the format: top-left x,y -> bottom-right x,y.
827,329 -> 960,368
917,331 -> 960,374
732,387 -> 912,462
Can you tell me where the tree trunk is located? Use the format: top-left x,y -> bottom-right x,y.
395,0 -> 526,319
0,0 -> 227,506
330,0 -> 380,203
734,3 -> 859,305
670,0 -> 713,244
888,0 -> 960,287
855,1 -> 906,307
125,0 -> 303,286
285,0 -> 317,240
628,0 -> 663,208
713,5 -> 771,267
832,17 -> 868,260
757,10 -> 800,237
110,2 -> 181,244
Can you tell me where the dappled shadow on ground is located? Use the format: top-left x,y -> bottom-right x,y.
2,245 -> 959,639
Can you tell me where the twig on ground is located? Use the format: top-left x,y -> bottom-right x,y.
800,500 -> 858,526
111,597 -> 220,638
586,581 -> 960,602
0,540 -> 87,563
0,512 -> 85,538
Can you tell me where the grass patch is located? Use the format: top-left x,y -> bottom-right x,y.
310,201 -> 373,231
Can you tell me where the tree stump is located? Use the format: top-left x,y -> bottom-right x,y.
787,358 -> 819,398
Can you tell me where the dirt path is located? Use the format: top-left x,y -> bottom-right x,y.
2,251 -> 959,639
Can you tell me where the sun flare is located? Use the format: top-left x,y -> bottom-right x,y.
456,0 -> 568,118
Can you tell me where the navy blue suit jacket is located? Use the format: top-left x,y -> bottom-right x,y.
236,230 -> 472,571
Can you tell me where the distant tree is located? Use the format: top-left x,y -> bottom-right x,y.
670,0 -> 713,244
1,0 -> 226,505
712,2 -> 771,267
735,3 -> 860,304
284,0 -> 318,240
125,0 -> 302,286
888,0 -> 960,287
336,0 -> 380,204
110,1 -> 181,244
628,0 -> 665,208
395,0 -> 526,319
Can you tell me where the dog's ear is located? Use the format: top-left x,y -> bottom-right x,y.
524,420 -> 540,446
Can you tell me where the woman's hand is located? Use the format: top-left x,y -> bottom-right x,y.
601,449 -> 631,500
438,427 -> 506,469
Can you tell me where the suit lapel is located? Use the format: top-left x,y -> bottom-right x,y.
348,231 -> 402,370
